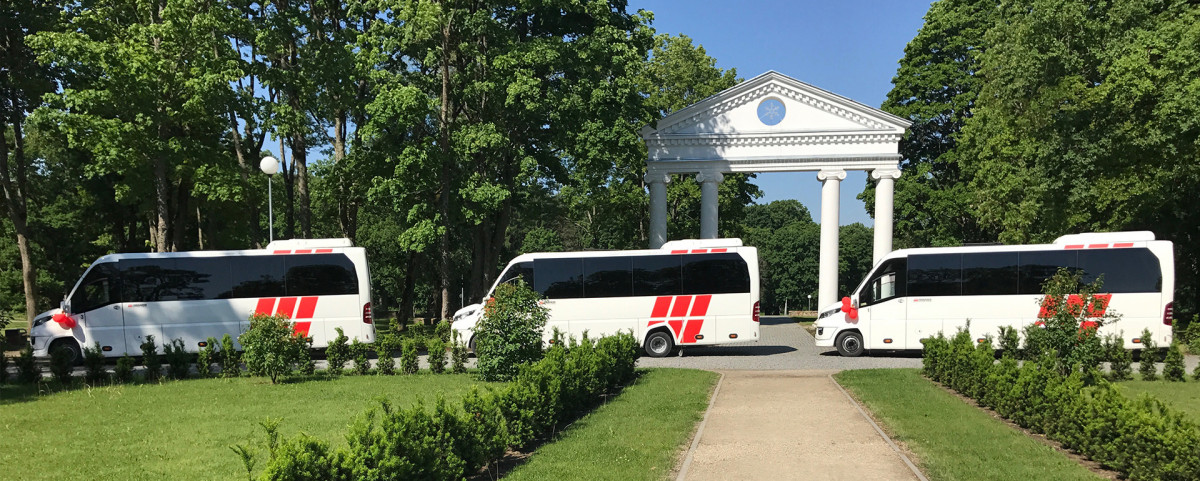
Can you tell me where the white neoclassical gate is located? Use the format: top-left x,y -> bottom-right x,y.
640,71 -> 911,308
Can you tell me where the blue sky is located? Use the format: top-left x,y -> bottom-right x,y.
630,0 -> 932,225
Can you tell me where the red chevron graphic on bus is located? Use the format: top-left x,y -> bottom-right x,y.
647,295 -> 713,344
254,297 -> 320,337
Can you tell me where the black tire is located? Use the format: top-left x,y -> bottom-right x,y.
50,338 -> 84,366
467,335 -> 477,357
835,331 -> 865,357
644,331 -> 675,358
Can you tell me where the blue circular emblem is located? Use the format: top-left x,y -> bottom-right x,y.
757,98 -> 785,126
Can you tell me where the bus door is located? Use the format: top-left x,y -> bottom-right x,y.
69,262 -> 127,354
859,258 -> 906,349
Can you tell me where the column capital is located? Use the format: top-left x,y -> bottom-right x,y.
816,169 -> 847,182
644,172 -> 671,185
695,171 -> 724,184
871,168 -> 902,180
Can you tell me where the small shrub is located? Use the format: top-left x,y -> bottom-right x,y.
1187,315 -> 1200,354
141,335 -> 162,381
451,331 -> 469,374
83,342 -> 108,384
220,333 -> 241,378
427,337 -> 447,374
164,338 -> 191,380
399,338 -> 419,374
998,325 -> 1020,357
375,334 -> 398,375
1106,335 -> 1133,381
239,313 -> 307,384
435,320 -> 452,343
16,345 -> 38,383
1163,341 -> 1186,382
296,335 -> 315,375
196,337 -> 218,378
1139,328 -> 1158,381
114,354 -> 135,383
325,327 -> 350,376
350,339 -> 372,375
475,280 -> 547,381
1021,323 -> 1047,361
49,344 -> 74,385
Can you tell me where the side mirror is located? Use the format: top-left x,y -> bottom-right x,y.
852,296 -> 860,309
61,300 -> 71,315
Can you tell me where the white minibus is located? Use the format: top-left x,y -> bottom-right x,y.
814,231 -> 1174,357
30,238 -> 374,362
451,239 -> 760,357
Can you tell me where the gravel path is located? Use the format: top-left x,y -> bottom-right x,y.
638,316 -> 925,371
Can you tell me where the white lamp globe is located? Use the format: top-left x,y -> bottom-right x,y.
259,156 -> 280,175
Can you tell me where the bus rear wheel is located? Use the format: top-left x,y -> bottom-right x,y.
835,331 -> 864,357
644,331 -> 675,358
50,339 -> 83,366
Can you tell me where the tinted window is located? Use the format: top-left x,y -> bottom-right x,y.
908,254 -> 962,296
231,255 -> 286,298
1018,250 -> 1077,295
860,258 -> 906,306
286,254 -> 358,296
962,252 -> 1019,296
122,258 -> 231,302
633,255 -> 681,296
498,262 -> 534,286
681,253 -> 750,294
584,257 -> 633,298
72,262 -> 119,313
534,258 -> 584,299
1078,248 -> 1161,293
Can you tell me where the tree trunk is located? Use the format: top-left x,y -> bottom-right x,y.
400,252 -> 416,323
437,15 -> 455,321
292,131 -> 311,238
281,138 -> 295,239
0,120 -> 37,321
153,156 -> 170,252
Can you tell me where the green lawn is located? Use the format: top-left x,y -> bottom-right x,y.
505,368 -> 718,481
835,369 -> 1101,481
0,374 -> 489,480
1118,380 -> 1200,422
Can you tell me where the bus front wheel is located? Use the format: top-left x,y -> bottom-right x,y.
50,338 -> 83,366
644,331 -> 675,358
835,331 -> 864,357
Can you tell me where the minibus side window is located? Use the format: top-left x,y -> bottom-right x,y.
71,263 -> 119,313
498,262 -> 534,287
860,259 -> 906,307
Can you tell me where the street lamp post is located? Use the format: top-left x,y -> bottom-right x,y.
807,294 -> 812,311
259,156 -> 280,242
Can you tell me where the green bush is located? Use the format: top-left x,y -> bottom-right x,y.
325,328 -> 350,376
1020,323 -> 1047,361
140,335 -> 162,381
450,331 -> 468,374
196,337 -> 218,378
1138,328 -> 1158,381
399,338 -> 419,374
49,344 -> 74,385
114,354 -> 134,383
16,345 -> 38,383
220,333 -> 241,378
426,337 -> 447,374
239,313 -> 310,383
164,338 -> 191,380
83,342 -> 107,384
375,334 -> 398,375
1187,315 -> 1200,354
475,280 -> 548,382
998,325 -> 1020,357
1163,341 -> 1186,382
1105,335 -> 1133,382
350,339 -> 372,375
296,335 -> 315,375
435,320 -> 452,343
253,331 -> 639,481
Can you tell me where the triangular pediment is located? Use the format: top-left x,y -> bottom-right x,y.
641,71 -> 910,138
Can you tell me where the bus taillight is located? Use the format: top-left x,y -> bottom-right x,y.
1164,302 -> 1173,326
363,302 -> 373,324
752,301 -> 760,323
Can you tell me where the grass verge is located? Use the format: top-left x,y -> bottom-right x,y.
1118,380 -> 1200,422
504,368 -> 718,481
835,369 -> 1101,481
0,374 -> 488,480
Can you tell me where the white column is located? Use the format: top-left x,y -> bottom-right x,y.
696,171 -> 724,239
817,169 -> 846,308
646,173 -> 671,248
872,169 -> 901,265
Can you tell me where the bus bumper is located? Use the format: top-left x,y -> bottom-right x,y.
814,326 -> 836,347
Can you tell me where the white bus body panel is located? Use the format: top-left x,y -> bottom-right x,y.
814,233 -> 1174,353
32,241 -> 373,358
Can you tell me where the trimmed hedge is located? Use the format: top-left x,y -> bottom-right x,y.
924,330 -> 1200,480
254,331 -> 639,480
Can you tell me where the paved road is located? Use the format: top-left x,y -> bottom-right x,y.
639,316 -> 924,371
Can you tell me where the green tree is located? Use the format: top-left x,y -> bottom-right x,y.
744,200 -> 819,313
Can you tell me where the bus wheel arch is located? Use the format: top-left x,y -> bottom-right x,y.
49,337 -> 84,366
643,328 -> 676,358
835,330 -> 865,357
